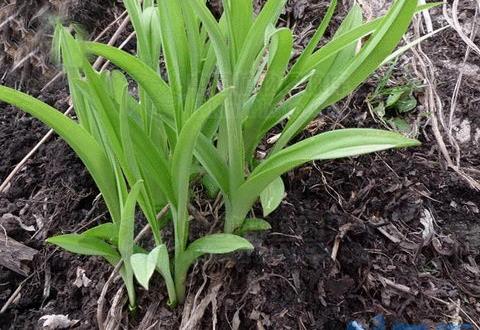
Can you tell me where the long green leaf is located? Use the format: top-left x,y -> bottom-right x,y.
178,234 -> 253,268
243,28 -> 293,159
188,0 -> 231,83
273,0 -> 418,152
118,180 -> 143,307
171,90 -> 230,252
47,234 -> 120,259
284,0 -> 337,85
231,129 -> 420,230
84,42 -> 174,125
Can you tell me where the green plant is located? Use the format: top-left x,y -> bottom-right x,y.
367,60 -> 422,133
0,0 -> 437,308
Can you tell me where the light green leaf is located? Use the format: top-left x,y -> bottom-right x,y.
202,174 -> 220,198
131,244 -> 175,302
273,0 -> 418,152
243,27 -> 293,158
131,252 -> 157,290
47,234 -> 119,259
153,245 -> 177,306
84,42 -> 174,125
236,218 -> 272,236
396,97 -> 417,113
118,181 -> 143,261
260,176 -> 285,217
230,129 -> 420,231
386,92 -> 402,108
82,223 -> 118,242
179,234 -> 254,267
171,90 -> 230,251
118,181 -> 143,306
388,117 -> 411,133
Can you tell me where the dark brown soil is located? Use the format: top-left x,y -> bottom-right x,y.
1,1 -> 479,329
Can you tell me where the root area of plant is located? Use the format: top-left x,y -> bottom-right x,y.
1,0 -> 479,329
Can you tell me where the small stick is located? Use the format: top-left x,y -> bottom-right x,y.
93,15 -> 131,69
99,31 -> 136,72
0,280 -> 25,314
93,10 -> 129,43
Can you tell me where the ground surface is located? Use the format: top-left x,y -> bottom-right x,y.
0,0 -> 479,329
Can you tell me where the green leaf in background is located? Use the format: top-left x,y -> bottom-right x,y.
236,218 -> 272,236
202,174 -> 220,199
388,118 -> 411,134
395,95 -> 417,114
260,176 -> 285,217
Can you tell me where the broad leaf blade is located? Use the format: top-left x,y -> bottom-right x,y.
231,129 -> 420,230
47,234 -> 119,259
236,218 -> 272,236
186,234 -> 254,258
82,223 -> 118,242
131,252 -> 157,290
260,176 -> 285,217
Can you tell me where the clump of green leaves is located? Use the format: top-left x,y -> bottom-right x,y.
0,0 -> 437,308
367,61 -> 422,133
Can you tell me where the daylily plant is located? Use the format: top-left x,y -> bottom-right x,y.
0,0 -> 436,307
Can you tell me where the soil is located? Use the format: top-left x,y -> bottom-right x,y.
1,1 -> 479,329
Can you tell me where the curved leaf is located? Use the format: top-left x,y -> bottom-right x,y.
82,223 -> 118,242
273,0 -> 418,152
47,234 -> 119,259
236,218 -> 272,236
131,252 -> 156,290
84,42 -> 174,126
182,234 -> 254,263
260,176 -> 285,217
231,129 -> 420,230
171,90 -> 230,251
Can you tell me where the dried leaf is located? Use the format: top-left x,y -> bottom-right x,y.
73,267 -> 91,288
39,314 -> 79,329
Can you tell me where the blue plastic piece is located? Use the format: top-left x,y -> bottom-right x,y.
371,315 -> 386,330
346,315 -> 473,330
